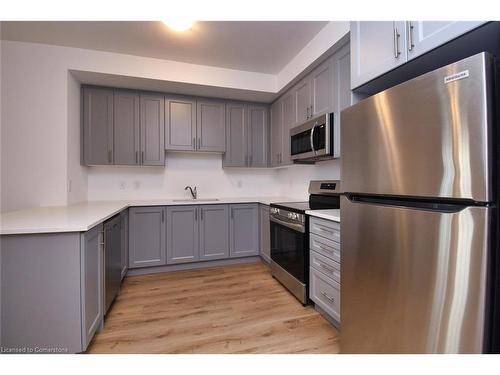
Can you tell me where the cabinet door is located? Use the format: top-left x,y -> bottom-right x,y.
199,205 -> 230,261
294,78 -> 312,125
128,206 -> 166,268
311,57 -> 334,117
196,99 -> 226,152
165,96 -> 197,151
82,87 -> 114,165
270,99 -> 282,167
166,206 -> 199,264
407,21 -> 484,61
229,204 -> 259,258
332,42 -> 351,159
350,21 -> 407,89
223,102 -> 247,167
120,209 -> 129,280
113,90 -> 140,165
140,94 -> 165,166
80,223 -> 104,350
247,105 -> 268,167
281,91 -> 294,166
259,204 -> 270,263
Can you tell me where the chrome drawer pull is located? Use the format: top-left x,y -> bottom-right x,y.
321,291 -> 335,303
320,263 -> 335,273
316,243 -> 334,253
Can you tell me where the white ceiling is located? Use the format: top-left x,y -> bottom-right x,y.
0,21 -> 328,74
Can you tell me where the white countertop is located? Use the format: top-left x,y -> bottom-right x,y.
0,196 -> 298,235
306,209 -> 340,223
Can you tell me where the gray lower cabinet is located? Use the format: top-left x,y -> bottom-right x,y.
1,227 -> 105,353
165,96 -> 197,151
82,87 -> 114,165
259,204 -> 270,263
166,206 -> 199,264
229,204 -> 260,258
120,209 -> 129,279
113,90 -> 140,165
128,206 -> 166,268
199,205 -> 230,260
81,224 -> 104,350
140,94 -> 165,166
196,99 -> 226,152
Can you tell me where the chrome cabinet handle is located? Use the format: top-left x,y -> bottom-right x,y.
193,137 -> 196,149
161,210 -> 164,223
321,291 -> 335,303
198,138 -> 201,149
393,26 -> 401,58
135,151 -> 138,164
306,106 -> 310,119
141,151 -> 144,164
310,105 -> 313,117
407,21 -> 414,51
317,243 -> 334,253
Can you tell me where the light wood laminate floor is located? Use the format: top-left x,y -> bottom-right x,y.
87,261 -> 339,353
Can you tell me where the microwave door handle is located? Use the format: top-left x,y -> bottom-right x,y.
310,121 -> 318,154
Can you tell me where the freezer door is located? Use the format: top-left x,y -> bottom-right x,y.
341,52 -> 492,202
340,196 -> 490,353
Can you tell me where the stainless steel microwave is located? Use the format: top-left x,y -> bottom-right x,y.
290,112 -> 336,163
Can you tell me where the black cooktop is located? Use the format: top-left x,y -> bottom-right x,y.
271,201 -> 311,213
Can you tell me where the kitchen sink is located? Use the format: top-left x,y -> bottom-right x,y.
172,198 -> 220,202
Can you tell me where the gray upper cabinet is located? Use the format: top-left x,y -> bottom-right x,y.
311,57 -> 334,117
223,102 -> 247,167
270,99 -> 282,167
165,96 -> 197,151
113,90 -> 140,165
247,104 -> 268,167
199,205 -> 230,261
166,206 -> 199,264
128,206 -> 166,268
223,102 -> 269,168
350,21 -> 484,90
259,204 -> 270,263
229,204 -> 259,258
350,21 -> 407,90
294,78 -> 312,125
196,99 -> 226,152
120,209 -> 129,279
80,224 -> 104,350
140,94 -> 165,166
281,92 -> 294,165
82,87 -> 114,165
332,42 -> 351,159
406,21 -> 484,61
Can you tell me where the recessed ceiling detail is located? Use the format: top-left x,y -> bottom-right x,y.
0,21 -> 328,74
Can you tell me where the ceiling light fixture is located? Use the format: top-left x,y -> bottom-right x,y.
161,20 -> 195,32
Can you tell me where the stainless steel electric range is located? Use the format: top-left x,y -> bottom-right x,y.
270,180 -> 342,304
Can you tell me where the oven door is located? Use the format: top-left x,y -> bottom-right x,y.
270,218 -> 308,284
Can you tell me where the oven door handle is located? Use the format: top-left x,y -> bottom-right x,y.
270,215 -> 305,233
310,121 -> 318,155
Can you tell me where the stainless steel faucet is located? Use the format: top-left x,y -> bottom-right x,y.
185,186 -> 197,200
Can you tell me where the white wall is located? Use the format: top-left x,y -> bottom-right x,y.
87,153 -> 280,201
276,160 -> 341,198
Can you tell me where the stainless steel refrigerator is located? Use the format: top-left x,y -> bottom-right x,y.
340,52 -> 498,353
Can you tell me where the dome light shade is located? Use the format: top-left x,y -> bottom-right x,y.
162,20 -> 195,32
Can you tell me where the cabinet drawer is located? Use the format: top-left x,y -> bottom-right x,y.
310,217 -> 340,242
310,233 -> 340,263
310,250 -> 340,284
310,268 -> 340,323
